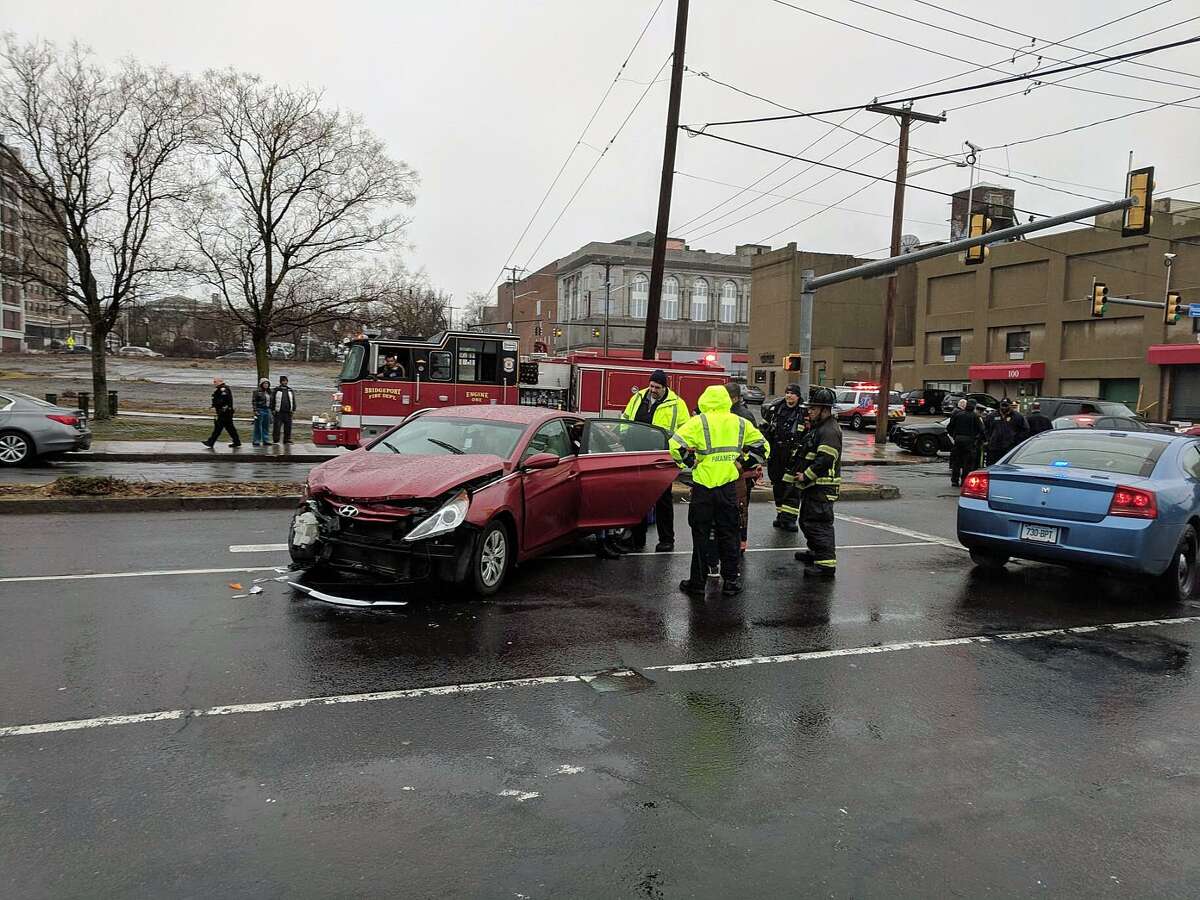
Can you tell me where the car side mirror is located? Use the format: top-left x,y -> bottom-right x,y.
522,452 -> 560,471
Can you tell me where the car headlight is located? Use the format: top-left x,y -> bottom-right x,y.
403,490 -> 470,542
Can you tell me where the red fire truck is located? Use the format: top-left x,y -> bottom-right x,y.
313,331 -> 728,448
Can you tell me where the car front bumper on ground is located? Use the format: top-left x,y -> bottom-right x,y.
957,499 -> 1176,576
289,501 -> 476,583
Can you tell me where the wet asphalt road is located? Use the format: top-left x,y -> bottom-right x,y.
4,471 -> 1200,897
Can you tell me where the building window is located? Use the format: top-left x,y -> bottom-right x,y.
630,273 -> 648,319
663,276 -> 679,320
720,281 -> 737,323
691,278 -> 709,321
1006,331 -> 1031,354
941,335 -> 961,357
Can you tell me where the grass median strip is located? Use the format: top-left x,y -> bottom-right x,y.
0,475 -> 301,500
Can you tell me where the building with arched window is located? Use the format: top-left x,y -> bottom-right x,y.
551,232 -> 765,373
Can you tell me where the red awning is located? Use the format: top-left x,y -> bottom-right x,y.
967,362 -> 1046,381
1147,344 -> 1200,366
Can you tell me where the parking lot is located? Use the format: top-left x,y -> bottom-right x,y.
4,465 -> 1200,897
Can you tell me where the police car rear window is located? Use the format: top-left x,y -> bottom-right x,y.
1007,432 -> 1166,477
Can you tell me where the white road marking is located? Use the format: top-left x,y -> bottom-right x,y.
0,565 -> 284,585
835,512 -> 964,550
229,543 -> 287,553
4,616 -> 1199,739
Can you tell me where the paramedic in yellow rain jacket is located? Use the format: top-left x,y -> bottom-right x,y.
792,386 -> 843,577
670,384 -> 769,597
621,369 -> 688,552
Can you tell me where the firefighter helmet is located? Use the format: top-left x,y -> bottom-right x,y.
809,386 -> 836,408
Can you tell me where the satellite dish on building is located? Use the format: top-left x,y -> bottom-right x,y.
900,234 -> 921,254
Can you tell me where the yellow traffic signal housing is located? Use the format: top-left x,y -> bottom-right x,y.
784,353 -> 804,372
1123,166 -> 1154,237
1165,290 -> 1183,325
1091,280 -> 1108,318
591,327 -> 601,338
553,327 -> 563,337
965,212 -> 992,265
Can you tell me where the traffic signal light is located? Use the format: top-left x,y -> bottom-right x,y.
592,327 -> 601,338
553,327 -> 563,337
1091,280 -> 1108,318
1165,290 -> 1183,325
1123,166 -> 1154,237
784,353 -> 803,372
965,212 -> 991,265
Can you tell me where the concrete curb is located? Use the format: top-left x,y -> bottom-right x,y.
0,495 -> 301,515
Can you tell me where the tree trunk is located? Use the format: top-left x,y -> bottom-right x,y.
91,327 -> 110,420
253,333 -> 270,380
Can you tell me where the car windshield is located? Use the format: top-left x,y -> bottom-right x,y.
1095,401 -> 1136,417
339,344 -> 365,381
1006,432 -> 1167,477
369,416 -> 527,458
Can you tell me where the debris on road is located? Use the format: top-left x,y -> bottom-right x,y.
248,585 -> 263,595
499,790 -> 540,802
228,582 -> 243,590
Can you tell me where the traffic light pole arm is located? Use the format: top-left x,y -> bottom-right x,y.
807,197 -> 1135,291
1104,296 -> 1166,310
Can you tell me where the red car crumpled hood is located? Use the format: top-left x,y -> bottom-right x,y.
307,451 -> 507,501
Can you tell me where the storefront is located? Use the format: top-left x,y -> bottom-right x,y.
968,362 -> 1045,407
1147,345 -> 1200,421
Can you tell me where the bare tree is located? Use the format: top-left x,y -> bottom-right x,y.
459,291 -> 496,331
184,70 -> 418,378
0,37 -> 200,417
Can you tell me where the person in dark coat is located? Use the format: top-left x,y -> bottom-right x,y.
985,398 -> 1028,465
1025,401 -> 1052,436
726,381 -> 761,554
947,398 -> 986,486
203,377 -> 241,448
761,383 -> 807,532
271,375 -> 297,444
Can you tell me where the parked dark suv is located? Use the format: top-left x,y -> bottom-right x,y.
1031,397 -> 1137,419
941,392 -> 999,415
903,388 -> 948,416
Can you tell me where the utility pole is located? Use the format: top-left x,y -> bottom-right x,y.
642,0 -> 689,361
865,103 -> 945,447
503,266 -> 525,335
604,262 -> 612,356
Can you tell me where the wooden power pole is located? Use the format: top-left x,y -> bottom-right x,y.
642,0 -> 689,361
865,103 -> 944,447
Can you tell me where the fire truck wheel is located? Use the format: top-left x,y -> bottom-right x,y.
469,520 -> 511,596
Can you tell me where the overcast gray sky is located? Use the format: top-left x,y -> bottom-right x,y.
3,0 -> 1198,310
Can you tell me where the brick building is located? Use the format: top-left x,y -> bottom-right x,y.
487,263 -> 558,353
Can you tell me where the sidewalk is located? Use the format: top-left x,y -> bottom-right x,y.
74,434 -> 927,465
77,441 -> 344,463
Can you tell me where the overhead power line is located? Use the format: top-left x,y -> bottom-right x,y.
521,54 -> 673,271
481,0 -> 665,295
691,32 -> 1200,129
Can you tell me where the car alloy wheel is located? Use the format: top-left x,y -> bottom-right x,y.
0,432 -> 32,466
851,414 -> 864,431
475,522 -> 510,594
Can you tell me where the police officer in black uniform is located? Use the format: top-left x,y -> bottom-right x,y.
761,383 -> 807,532
793,386 -> 842,577
203,377 -> 241,448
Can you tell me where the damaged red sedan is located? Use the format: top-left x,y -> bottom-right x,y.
289,405 -> 680,595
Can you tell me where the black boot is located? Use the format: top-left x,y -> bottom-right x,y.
596,539 -> 623,560
794,549 -> 814,563
803,563 -> 835,578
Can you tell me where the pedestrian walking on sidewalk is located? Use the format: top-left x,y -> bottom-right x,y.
271,376 -> 297,444
672,384 -> 769,597
252,378 -> 272,446
203,377 -> 241,448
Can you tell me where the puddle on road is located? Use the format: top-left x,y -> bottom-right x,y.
1002,629 -> 1190,675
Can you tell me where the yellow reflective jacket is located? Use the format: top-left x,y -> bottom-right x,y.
622,386 -> 686,433
670,385 -> 769,488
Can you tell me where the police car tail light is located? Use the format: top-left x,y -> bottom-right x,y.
1109,486 -> 1157,519
961,471 -> 989,500
404,490 -> 470,542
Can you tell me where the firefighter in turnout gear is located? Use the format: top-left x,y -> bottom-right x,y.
761,383 -> 807,532
793,386 -> 842,577
670,385 -> 769,597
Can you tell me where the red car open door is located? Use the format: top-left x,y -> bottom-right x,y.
575,419 -> 680,530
